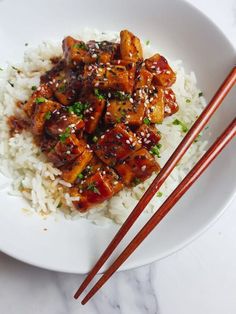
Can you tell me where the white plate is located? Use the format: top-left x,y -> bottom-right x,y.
0,0 -> 235,274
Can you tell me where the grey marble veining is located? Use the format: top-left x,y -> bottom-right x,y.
0,252 -> 160,314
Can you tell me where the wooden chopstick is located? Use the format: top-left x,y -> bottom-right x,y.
74,66 -> 236,300
81,117 -> 236,304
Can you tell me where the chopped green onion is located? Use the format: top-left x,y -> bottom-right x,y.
198,92 -> 203,97
59,127 -> 71,142
44,111 -> 52,120
31,85 -> 37,91
92,135 -> 98,143
87,183 -> 100,194
172,119 -> 189,133
73,42 -> 87,50
150,144 -> 162,158
186,98 -> 191,103
94,88 -> 105,100
114,91 -> 131,101
156,191 -> 163,197
68,101 -> 89,118
35,97 -> 46,104
133,177 -> 141,185
77,173 -> 84,179
145,40 -> 150,46
143,117 -> 151,125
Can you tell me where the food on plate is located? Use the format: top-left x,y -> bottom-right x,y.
0,29 -> 206,224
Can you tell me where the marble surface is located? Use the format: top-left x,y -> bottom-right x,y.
0,1 -> 235,313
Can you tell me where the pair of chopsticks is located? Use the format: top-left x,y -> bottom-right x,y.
75,66 -> 236,304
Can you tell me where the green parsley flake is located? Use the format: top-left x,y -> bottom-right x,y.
133,177 -> 141,185
68,101 -> 89,118
145,40 -> 150,46
87,183 -> 100,194
92,135 -> 98,143
156,191 -> 163,197
77,173 -> 84,179
35,97 -> 46,104
114,91 -> 131,101
73,42 -> 88,50
143,117 -> 151,125
150,144 -> 162,158
31,85 -> 37,91
59,127 -> 71,142
172,119 -> 189,133
94,88 -> 105,100
58,84 -> 66,93
198,92 -> 203,97
186,98 -> 191,103
44,111 -> 52,120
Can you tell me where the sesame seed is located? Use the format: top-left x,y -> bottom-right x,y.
141,165 -> 146,172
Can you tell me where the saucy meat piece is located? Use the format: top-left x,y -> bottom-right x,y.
40,59 -> 66,84
163,88 -> 179,116
94,123 -> 141,166
120,30 -> 143,62
84,93 -> 106,134
71,168 -> 123,212
24,83 -> 53,117
105,99 -> 145,126
136,124 -> 161,150
86,40 -> 119,63
145,54 -> 176,87
47,135 -> 87,168
116,148 -> 160,186
8,116 -> 30,137
61,148 -> 93,183
45,108 -> 85,138
84,64 -> 133,93
31,100 -> 61,135
112,60 -> 136,93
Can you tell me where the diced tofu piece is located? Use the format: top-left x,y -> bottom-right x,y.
84,94 -> 106,134
84,64 -> 132,93
135,68 -> 153,90
47,135 -> 87,167
163,88 -> 179,116
112,60 -> 136,93
63,37 -> 119,66
86,40 -> 119,63
62,36 -> 90,66
105,99 -> 145,126
40,59 -> 66,84
45,108 -> 85,138
145,54 -> 176,87
120,30 -> 143,62
116,148 -> 160,186
145,88 -> 164,124
71,169 -> 123,212
79,156 -> 104,180
94,123 -> 141,166
31,100 -> 61,135
61,148 -> 93,183
24,83 -> 53,117
136,124 -> 161,149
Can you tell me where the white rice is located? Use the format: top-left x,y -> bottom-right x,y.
0,29 -> 208,225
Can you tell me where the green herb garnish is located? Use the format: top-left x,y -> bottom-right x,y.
59,127 -> 71,142
172,119 -> 189,133
156,191 -> 163,197
58,84 -> 66,93
94,88 -> 105,100
92,135 -> 98,143
133,177 -> 141,185
73,42 -> 88,50
57,202 -> 62,208
145,40 -> 150,46
198,92 -> 203,97
87,183 -> 100,194
44,111 -> 52,120
150,143 -> 162,158
68,101 -> 89,118
35,97 -> 46,104
143,117 -> 151,125
77,173 -> 84,179
186,98 -> 191,103
31,85 -> 37,91
114,91 -> 131,101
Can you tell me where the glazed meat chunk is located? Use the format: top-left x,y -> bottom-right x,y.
120,30 -> 143,62
136,124 -> 161,150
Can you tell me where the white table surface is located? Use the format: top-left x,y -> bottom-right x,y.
0,1 -> 235,313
